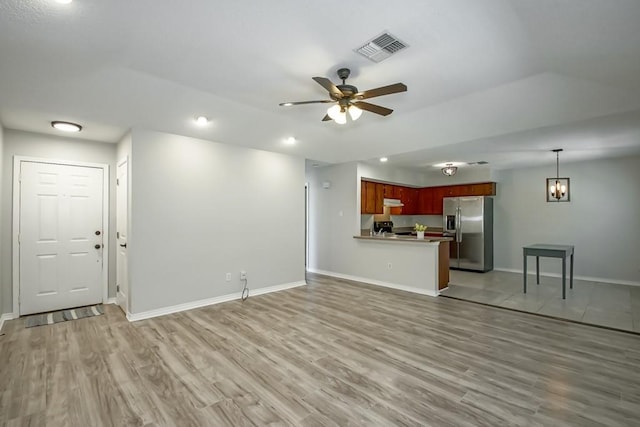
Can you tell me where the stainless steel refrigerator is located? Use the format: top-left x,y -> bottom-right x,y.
443,196 -> 493,272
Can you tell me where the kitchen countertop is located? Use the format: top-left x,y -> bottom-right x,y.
354,231 -> 452,244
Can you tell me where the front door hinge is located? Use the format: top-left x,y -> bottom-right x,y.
116,285 -> 120,293
116,178 -> 119,186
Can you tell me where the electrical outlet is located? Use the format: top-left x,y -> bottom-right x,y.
387,262 -> 392,269
225,273 -> 231,282
240,271 -> 247,280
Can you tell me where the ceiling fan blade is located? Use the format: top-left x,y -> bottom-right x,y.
312,77 -> 344,99
355,83 -> 407,100
279,100 -> 335,106
353,101 -> 393,116
321,114 -> 332,122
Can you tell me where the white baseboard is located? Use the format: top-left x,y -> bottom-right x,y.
308,269 -> 438,297
127,280 -> 307,322
0,313 -> 17,333
494,268 -> 640,287
106,297 -> 117,305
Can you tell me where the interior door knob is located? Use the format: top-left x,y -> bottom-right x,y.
95,244 -> 102,249
120,243 -> 127,248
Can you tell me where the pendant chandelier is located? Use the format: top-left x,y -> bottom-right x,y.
441,163 -> 458,176
547,149 -> 570,202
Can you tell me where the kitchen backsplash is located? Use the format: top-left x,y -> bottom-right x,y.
391,215 -> 443,228
360,214 -> 442,230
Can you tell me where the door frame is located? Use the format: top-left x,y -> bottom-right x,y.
12,156 -> 110,316
116,156 -> 129,314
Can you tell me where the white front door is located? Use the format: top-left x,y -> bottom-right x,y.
19,161 -> 104,315
116,158 -> 129,313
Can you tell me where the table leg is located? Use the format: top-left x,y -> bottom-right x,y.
523,254 -> 527,294
570,252 -> 574,289
536,256 -> 540,285
562,257 -> 566,299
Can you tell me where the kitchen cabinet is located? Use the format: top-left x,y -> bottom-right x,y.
361,180 -> 384,214
390,186 -> 405,215
416,182 -> 495,215
361,180 -> 496,215
402,188 -> 419,215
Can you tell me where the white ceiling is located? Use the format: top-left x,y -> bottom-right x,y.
2,0 -> 640,171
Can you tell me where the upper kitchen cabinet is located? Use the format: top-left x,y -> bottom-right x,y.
468,182 -> 496,196
361,180 -> 384,214
416,182 -> 496,215
361,180 -> 496,215
401,188 -> 419,215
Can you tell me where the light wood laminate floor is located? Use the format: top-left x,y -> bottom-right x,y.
2,272 -> 640,426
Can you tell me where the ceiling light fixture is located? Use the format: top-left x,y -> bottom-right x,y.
327,104 -> 362,125
441,163 -> 457,176
547,149 -> 570,202
284,136 -> 296,145
194,116 -> 209,126
51,121 -> 82,132
379,157 -> 388,162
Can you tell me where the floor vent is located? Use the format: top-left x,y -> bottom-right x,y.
355,32 -> 408,63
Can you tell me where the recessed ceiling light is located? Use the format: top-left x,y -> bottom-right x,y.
51,121 -> 82,132
56,0 -> 73,4
281,102 -> 293,107
194,116 -> 209,126
380,157 -> 388,162
284,137 -> 296,145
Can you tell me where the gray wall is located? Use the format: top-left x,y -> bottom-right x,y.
493,155 -> 640,283
0,124 -> 4,313
0,129 -> 118,315
128,130 -> 305,314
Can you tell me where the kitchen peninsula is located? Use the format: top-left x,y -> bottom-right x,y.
353,233 -> 452,297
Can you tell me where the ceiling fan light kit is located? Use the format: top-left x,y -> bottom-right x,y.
279,68 -> 406,124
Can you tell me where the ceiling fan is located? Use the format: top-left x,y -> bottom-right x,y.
279,68 -> 407,124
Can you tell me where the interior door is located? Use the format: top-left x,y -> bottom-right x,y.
20,161 -> 104,315
116,159 -> 129,313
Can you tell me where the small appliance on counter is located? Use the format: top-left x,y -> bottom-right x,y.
373,221 -> 394,233
443,196 -> 493,272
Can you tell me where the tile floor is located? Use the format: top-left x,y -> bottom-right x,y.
441,269 -> 640,333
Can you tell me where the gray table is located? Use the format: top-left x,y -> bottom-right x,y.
523,244 -> 574,299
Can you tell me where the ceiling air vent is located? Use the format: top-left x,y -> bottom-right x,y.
355,32 -> 408,63
467,161 -> 489,165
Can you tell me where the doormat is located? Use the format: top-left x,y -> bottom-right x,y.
25,305 -> 104,328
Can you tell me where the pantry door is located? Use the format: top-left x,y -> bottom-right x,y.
18,160 -> 105,315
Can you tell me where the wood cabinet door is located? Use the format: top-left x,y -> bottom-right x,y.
403,188 -> 418,215
390,186 -> 405,215
360,181 -> 366,213
471,182 -> 496,196
383,184 -> 394,198
364,181 -> 377,213
417,188 -> 432,214
374,183 -> 384,214
432,187 -> 445,214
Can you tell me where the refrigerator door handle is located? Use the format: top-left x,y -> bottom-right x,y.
456,207 -> 462,242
